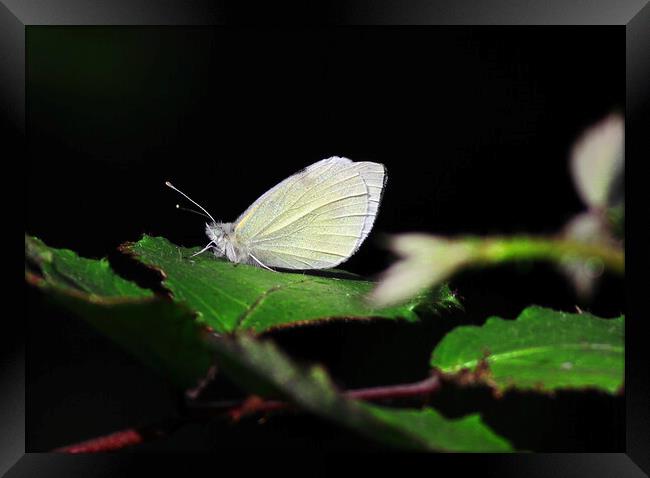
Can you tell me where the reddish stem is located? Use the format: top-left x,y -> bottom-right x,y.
346,372 -> 441,401
227,372 -> 441,420
54,429 -> 144,453
53,418 -> 183,453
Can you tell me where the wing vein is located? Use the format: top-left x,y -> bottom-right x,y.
262,244 -> 348,258
251,192 -> 369,239
260,248 -> 342,263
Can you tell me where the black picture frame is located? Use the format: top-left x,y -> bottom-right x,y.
5,0 -> 649,475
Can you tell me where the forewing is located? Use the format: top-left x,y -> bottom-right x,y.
234,157 -> 346,234
235,157 -> 386,270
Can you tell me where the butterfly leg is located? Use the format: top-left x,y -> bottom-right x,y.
190,242 -> 214,258
248,252 -> 276,272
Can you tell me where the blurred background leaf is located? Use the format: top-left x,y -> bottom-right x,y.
370,234 -> 623,307
371,114 -> 624,307
569,113 -> 623,211
561,113 -> 624,299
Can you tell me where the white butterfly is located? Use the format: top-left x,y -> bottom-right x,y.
166,156 -> 386,271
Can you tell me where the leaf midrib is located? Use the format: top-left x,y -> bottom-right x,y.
444,342 -> 623,371
236,278 -> 315,330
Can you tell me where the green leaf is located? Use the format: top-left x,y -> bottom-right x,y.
210,334 -> 512,452
430,306 -> 624,394
358,403 -> 512,452
26,236 -> 152,298
124,235 -> 458,334
25,236 -> 213,389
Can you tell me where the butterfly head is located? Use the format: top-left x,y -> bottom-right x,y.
206,222 -> 245,262
205,222 -> 228,253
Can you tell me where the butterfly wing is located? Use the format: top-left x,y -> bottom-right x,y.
234,157 -> 386,269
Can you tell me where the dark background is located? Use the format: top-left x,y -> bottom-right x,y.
25,27 -> 625,451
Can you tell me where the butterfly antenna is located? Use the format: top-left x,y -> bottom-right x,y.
165,181 -> 217,224
175,204 -> 212,220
